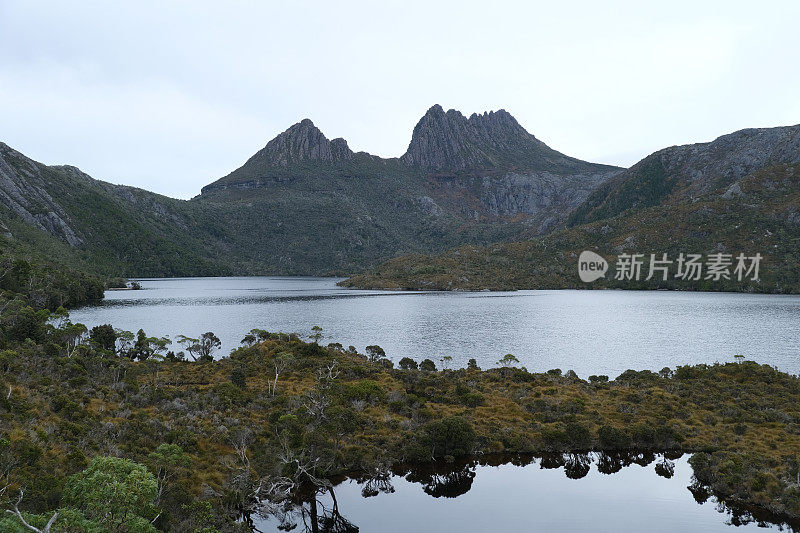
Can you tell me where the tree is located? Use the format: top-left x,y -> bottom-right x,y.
365,345 -> 385,363
114,329 -> 135,358
439,355 -> 453,370
197,332 -> 221,362
309,325 -> 324,345
421,416 -> 476,458
419,359 -> 437,372
59,321 -> 88,358
497,353 -> 520,368
398,357 -> 418,370
467,358 -> 480,370
132,329 -> 153,361
62,456 -> 158,532
176,335 -> 200,361
2,488 -> 59,533
268,352 -> 294,396
176,333 -> 220,362
241,328 -> 269,346
149,336 -> 172,360
147,444 -> 192,505
90,324 -> 117,352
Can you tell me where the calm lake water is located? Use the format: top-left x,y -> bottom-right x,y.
70,276 -> 800,377
250,453 -> 795,532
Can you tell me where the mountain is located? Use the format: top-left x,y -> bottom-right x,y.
0,105 -> 621,277
204,106 -> 621,236
568,125 -> 800,226
400,104 -> 607,174
0,142 -> 228,277
344,124 -> 800,293
4,111 -> 799,288
343,163 -> 800,293
195,106 -> 621,274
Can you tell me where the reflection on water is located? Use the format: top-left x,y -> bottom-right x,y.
71,277 -> 800,376
250,453 -> 799,533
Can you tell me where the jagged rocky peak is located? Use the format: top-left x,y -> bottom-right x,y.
400,104 -> 552,172
249,118 -> 354,167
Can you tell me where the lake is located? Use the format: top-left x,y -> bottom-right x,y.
70,276 -> 800,377
250,453 -> 796,532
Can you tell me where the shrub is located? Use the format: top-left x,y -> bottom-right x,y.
211,382 -> 248,407
230,367 -> 247,389
459,391 -> 485,407
343,380 -> 386,403
399,357 -> 418,370
565,421 -> 591,449
419,359 -> 437,372
422,416 -> 476,458
597,425 -> 631,449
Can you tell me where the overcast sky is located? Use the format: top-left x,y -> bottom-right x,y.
2,1 -> 799,199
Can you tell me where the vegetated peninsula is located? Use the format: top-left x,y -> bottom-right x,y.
1,270 -> 800,530
343,126 -> 800,292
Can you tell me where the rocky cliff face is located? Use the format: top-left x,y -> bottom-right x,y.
399,104 -> 605,174
0,143 -> 84,246
201,119 -> 361,194
392,105 -> 623,229
569,124 -> 800,225
399,105 -> 535,171
255,118 -> 354,165
203,105 -> 622,232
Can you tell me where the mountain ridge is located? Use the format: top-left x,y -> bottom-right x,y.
9,107 -> 795,282
568,123 -> 800,226
200,106 -> 621,239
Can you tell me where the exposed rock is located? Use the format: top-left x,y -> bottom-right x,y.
656,125 -> 800,195
721,182 -> 743,199
415,196 -> 443,217
202,105 -> 622,229
570,124 -> 800,225
0,143 -> 84,246
239,118 -> 354,169
400,104 -> 617,175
